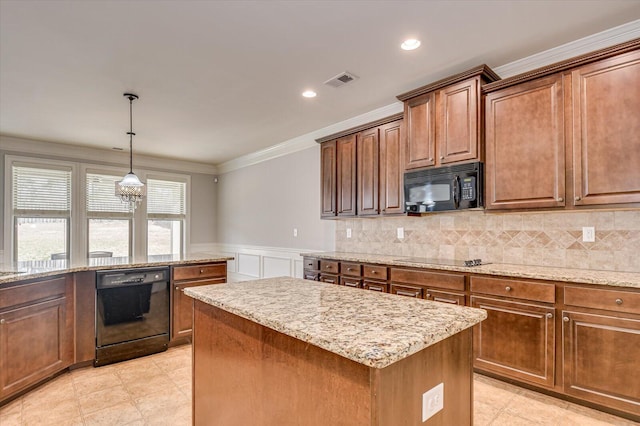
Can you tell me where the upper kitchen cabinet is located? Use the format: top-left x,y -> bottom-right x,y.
317,114 -> 404,218
570,49 -> 640,206
397,65 -> 500,171
483,39 -> 640,210
320,140 -> 337,218
336,134 -> 357,217
484,74 -> 566,209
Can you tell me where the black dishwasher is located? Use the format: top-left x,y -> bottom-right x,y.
95,267 -> 170,366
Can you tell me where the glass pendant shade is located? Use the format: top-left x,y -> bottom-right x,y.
116,93 -> 145,210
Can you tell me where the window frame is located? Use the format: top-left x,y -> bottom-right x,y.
4,156 -> 77,266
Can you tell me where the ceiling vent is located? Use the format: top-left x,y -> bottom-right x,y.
324,71 -> 359,88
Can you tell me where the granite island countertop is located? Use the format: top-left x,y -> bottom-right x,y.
302,252 -> 640,289
0,252 -> 234,285
185,276 -> 487,369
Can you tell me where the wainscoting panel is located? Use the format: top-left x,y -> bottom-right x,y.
190,243 -> 319,282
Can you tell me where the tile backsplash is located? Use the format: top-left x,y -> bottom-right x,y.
335,209 -> 640,272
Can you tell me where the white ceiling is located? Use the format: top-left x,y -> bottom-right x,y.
1,1 -> 640,166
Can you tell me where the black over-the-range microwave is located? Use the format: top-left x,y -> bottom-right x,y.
403,161 -> 483,213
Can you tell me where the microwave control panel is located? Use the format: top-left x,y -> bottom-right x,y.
461,177 -> 476,201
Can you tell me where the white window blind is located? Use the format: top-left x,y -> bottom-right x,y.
86,172 -> 132,215
12,165 -> 71,215
147,178 -> 186,218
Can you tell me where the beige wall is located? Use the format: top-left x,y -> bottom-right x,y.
334,210 -> 640,272
216,145 -> 335,251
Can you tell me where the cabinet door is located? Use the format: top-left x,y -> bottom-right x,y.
172,278 -> 226,340
485,74 -> 565,209
471,296 -> 555,388
571,50 -> 640,206
562,310 -> 640,416
437,77 -> 479,164
379,120 -> 404,214
336,135 -> 357,216
0,297 -> 72,399
357,128 -> 379,216
404,92 -> 436,170
320,141 -> 337,218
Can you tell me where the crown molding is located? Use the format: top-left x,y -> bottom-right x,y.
216,102 -> 403,174
493,19 -> 640,78
0,135 -> 218,175
315,112 -> 404,144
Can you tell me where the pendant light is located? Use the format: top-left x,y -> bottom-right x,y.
115,93 -> 146,210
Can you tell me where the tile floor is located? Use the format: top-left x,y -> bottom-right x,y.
0,344 -> 637,425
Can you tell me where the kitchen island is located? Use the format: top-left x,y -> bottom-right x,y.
185,277 -> 487,425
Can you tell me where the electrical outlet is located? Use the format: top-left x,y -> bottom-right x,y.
582,226 -> 595,242
293,228 -> 298,237
422,383 -> 444,422
346,228 -> 352,238
397,227 -> 404,239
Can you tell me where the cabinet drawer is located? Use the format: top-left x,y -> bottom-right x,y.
304,272 -> 320,281
320,274 -> 339,285
391,284 -> 423,298
176,278 -> 226,291
471,276 -> 555,303
390,268 -> 465,291
173,263 -> 226,281
363,265 -> 388,280
426,289 -> 466,306
304,257 -> 319,271
320,260 -> 339,275
363,280 -> 389,293
341,262 -> 362,277
0,276 -> 67,310
564,286 -> 640,315
341,277 -> 362,288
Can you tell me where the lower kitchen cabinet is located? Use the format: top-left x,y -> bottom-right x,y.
562,285 -> 640,417
471,295 -> 556,389
171,263 -> 227,341
0,276 -> 74,401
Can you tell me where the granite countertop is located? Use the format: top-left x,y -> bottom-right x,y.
0,252 -> 234,285
302,252 -> 640,289
185,277 -> 487,369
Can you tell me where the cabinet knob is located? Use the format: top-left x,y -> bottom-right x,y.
326,266 -> 331,269
575,196 -> 581,201
175,286 -> 180,291
440,156 -> 445,160
615,298 -> 623,305
347,268 -> 352,271
428,158 -> 433,161
200,269 -> 204,273
563,316 -> 570,322
505,286 -> 512,292
426,293 -> 431,298
557,197 -> 564,202
0,319 -> 5,324
546,313 -> 553,319
371,270 -> 377,274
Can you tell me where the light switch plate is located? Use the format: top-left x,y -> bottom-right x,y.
293,228 -> 298,237
346,228 -> 352,238
397,227 -> 404,239
582,226 -> 595,242
422,382 -> 444,422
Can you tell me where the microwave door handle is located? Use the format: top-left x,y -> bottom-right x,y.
453,175 -> 460,209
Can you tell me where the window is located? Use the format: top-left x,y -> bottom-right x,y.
86,172 -> 132,265
146,178 -> 186,259
11,163 -> 72,267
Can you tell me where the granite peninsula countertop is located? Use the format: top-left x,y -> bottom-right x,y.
185,277 -> 487,369
302,252 -> 640,289
0,252 -> 234,285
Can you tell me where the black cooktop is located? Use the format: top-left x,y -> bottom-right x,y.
394,258 -> 490,267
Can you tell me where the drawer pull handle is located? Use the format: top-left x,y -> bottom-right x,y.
575,196 -> 581,201
505,286 -> 512,292
546,313 -> 553,319
615,298 -> 623,305
397,290 -> 418,297
426,293 -> 431,298
0,319 -> 5,324
200,269 -> 204,274
557,197 -> 564,202
563,316 -> 570,322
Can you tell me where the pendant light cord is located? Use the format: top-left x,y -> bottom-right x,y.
125,94 -> 137,174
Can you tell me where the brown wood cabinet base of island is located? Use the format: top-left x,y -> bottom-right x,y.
192,299 -> 473,426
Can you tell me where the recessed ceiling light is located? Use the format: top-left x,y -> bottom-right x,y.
401,39 -> 421,51
302,90 -> 317,98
